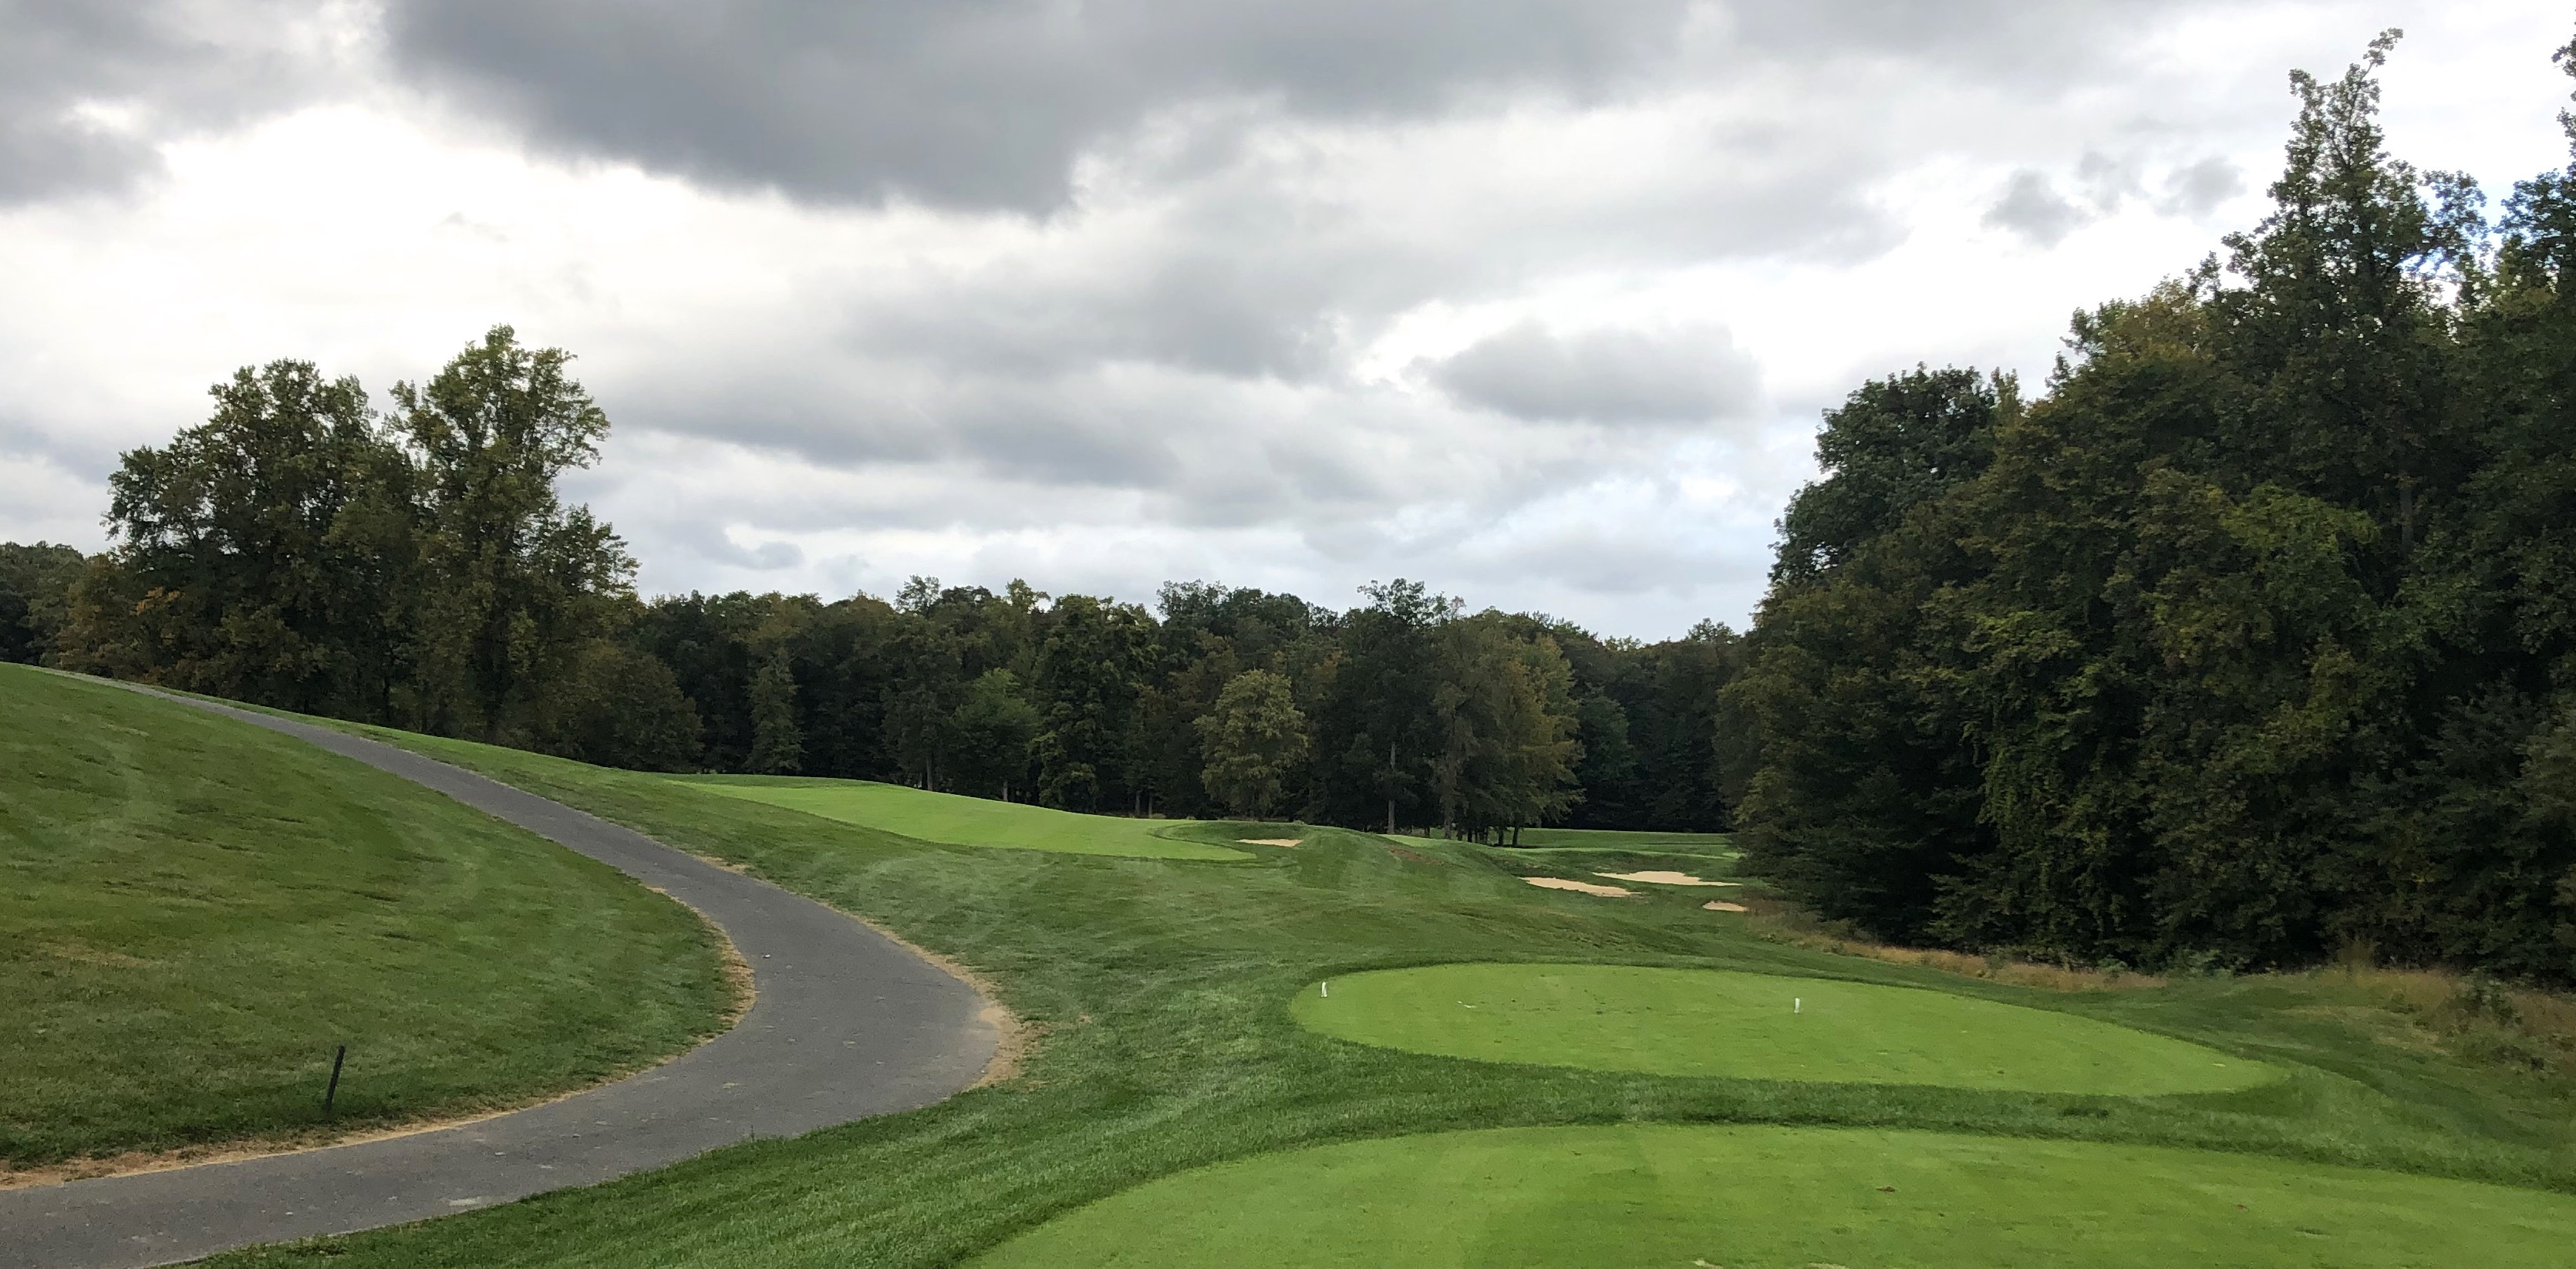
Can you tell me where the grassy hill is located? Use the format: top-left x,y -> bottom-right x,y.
0,667 -> 733,1169
191,719 -> 2576,1267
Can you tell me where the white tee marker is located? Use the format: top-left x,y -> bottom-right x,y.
1320,981 -> 1330,998
1794,998 -> 1802,1015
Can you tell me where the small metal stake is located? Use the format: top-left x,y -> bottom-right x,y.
324,1045 -> 347,1116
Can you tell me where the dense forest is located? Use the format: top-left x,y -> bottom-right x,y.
14,32 -> 2576,979
1722,34 -> 2576,979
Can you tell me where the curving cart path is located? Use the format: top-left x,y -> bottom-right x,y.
1,687 -> 1001,1269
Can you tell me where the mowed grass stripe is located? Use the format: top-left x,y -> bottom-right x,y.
674,776 -> 1248,860
0,666 -> 733,1166
970,1124 -> 2576,1268
1293,964 -> 2276,1094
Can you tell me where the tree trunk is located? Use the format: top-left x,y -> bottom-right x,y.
1385,740 -> 1398,835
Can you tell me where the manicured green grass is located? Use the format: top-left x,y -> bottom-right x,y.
0,667 -> 732,1166
971,1123 -> 2576,1268
673,776 -> 1247,861
195,719 -> 2576,1268
1510,827 -> 1735,852
1293,963 -> 2276,1094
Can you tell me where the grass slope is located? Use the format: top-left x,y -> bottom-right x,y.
0,668 -> 731,1166
1293,964 -> 2276,1094
973,1124 -> 2576,1268
675,776 -> 1246,860
197,721 -> 2576,1268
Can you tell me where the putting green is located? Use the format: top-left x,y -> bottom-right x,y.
1293,963 -> 2273,1094
675,777 -> 1246,860
969,1124 -> 2576,1268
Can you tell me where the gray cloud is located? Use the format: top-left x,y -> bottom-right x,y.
1984,170 -> 2092,246
383,0 -> 1695,212
0,1 -> 339,203
1987,150 -> 2248,245
2157,155 -> 2246,217
1428,322 -> 1758,424
377,0 -> 2205,214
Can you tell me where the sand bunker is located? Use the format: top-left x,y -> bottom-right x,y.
1239,838 -> 1303,847
1595,870 -> 1740,887
1523,877 -> 1637,897
1701,900 -> 1748,913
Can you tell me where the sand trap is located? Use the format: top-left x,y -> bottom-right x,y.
1523,877 -> 1637,897
1701,900 -> 1748,913
1239,838 -> 1303,847
1595,870 -> 1740,887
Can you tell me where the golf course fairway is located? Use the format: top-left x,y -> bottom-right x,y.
1293,963 -> 2273,1094
969,1124 -> 2574,1268
676,776 -> 1247,860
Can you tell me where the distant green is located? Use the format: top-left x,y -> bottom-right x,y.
1293,963 -> 2274,1094
0,666 -> 731,1165
1511,827 -> 1734,852
972,1124 -> 2576,1269
676,776 -> 1246,861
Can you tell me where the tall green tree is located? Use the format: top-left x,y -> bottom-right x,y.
746,649 -> 804,775
66,360 -> 413,714
949,668 -> 1040,800
1426,615 -> 1583,841
0,542 -> 86,665
1318,579 -> 1448,832
1196,668 -> 1310,818
1030,595 -> 1151,810
390,325 -> 630,740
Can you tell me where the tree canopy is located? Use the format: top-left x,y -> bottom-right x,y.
1725,30 -> 2576,981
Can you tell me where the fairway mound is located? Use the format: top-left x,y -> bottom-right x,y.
1596,870 -> 1738,887
1291,963 -> 2276,1094
1238,838 -> 1303,847
966,1124 -> 2576,1268
1702,899 -> 1749,912
1521,877 -> 1636,897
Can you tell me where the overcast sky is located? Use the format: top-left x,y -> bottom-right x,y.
5,2 -> 2571,637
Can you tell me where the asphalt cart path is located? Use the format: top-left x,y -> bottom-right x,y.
2,685 -> 1001,1269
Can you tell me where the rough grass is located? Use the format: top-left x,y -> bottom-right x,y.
194,720 -> 2576,1267
672,776 -> 1246,860
1291,963 -> 2274,1093
0,667 -> 733,1170
970,1124 -> 2576,1269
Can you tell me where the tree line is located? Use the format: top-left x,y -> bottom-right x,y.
1721,32 -> 2576,980
1,334 -> 1736,836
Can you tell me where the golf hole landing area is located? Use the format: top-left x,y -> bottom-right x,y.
675,776 -> 1246,861
1291,964 -> 2274,1094
968,1125 -> 2575,1268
